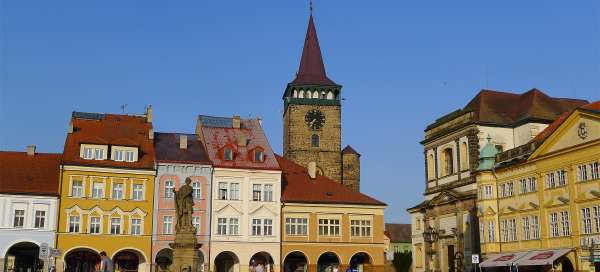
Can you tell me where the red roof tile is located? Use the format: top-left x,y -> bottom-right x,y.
62,112 -> 155,169
200,116 -> 279,170
531,100 -> 600,143
385,223 -> 412,243
277,155 -> 385,205
291,15 -> 336,86
154,132 -> 212,164
0,151 -> 61,196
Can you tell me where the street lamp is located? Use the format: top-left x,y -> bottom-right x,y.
424,226 -> 438,243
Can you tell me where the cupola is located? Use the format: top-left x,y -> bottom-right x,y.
477,135 -> 499,171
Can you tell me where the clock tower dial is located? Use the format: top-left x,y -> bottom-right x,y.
305,109 -> 325,130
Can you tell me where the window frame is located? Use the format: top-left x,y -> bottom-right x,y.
34,210 -> 46,229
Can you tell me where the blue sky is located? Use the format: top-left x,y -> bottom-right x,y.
1,1 -> 598,223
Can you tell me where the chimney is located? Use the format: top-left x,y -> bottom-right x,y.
145,105 -> 153,123
308,161 -> 317,179
180,135 -> 188,149
26,145 -> 36,156
149,128 -> 154,140
195,116 -> 205,144
68,121 -> 73,133
232,115 -> 241,129
236,133 -> 247,147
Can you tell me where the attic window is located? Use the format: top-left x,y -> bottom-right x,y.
254,149 -> 264,162
224,148 -> 233,161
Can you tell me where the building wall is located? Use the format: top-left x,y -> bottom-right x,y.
0,194 -> 58,270
55,166 -> 155,272
209,167 -> 281,272
152,163 -> 212,268
281,203 -> 386,272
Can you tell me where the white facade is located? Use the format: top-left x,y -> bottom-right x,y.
210,167 -> 282,272
0,194 -> 58,269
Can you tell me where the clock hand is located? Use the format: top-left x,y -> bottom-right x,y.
310,119 -> 316,127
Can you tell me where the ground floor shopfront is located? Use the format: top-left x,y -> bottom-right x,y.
281,243 -> 385,272
479,248 -> 600,272
1,231 -> 55,272
210,241 -> 280,272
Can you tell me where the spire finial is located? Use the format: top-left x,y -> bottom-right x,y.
486,134 -> 492,143
309,0 -> 313,15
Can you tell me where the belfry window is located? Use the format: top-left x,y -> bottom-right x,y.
443,148 -> 454,176
311,134 -> 320,147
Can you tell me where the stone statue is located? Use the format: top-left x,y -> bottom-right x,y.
174,177 -> 194,232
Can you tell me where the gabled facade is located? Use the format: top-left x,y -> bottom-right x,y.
0,148 -> 61,272
152,132 -> 213,271
197,115 -> 282,272
476,101 -> 600,272
278,155 -> 387,272
55,109 -> 156,272
408,89 -> 588,272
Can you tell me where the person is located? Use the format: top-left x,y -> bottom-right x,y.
99,252 -> 114,272
255,263 -> 265,272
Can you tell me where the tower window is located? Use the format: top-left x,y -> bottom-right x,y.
326,91 -> 334,100
306,90 -> 312,99
311,134 -> 320,147
299,90 -> 304,98
312,91 -> 319,99
224,148 -> 233,161
293,89 -> 298,98
442,148 -> 454,176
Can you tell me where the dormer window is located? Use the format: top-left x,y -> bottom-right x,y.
125,151 -> 135,162
83,148 -> 93,159
114,150 -> 124,161
224,148 -> 233,161
254,149 -> 264,162
81,144 -> 108,160
111,146 -> 138,162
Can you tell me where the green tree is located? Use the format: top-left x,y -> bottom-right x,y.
392,252 -> 412,272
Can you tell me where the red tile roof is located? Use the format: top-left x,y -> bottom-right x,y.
463,88 -> 588,126
291,15 -> 336,86
0,151 -> 61,196
200,116 -> 279,170
154,132 -> 212,164
62,112 -> 155,169
531,100 -> 600,143
385,223 -> 412,243
277,155 -> 385,206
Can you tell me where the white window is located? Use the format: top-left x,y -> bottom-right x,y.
69,215 -> 80,233
532,215 -> 540,239
483,185 -> 493,199
263,219 -> 273,236
114,150 -> 124,161
130,218 -> 142,235
163,216 -> 173,235
487,221 -> 495,242
318,218 -> 340,236
125,151 -> 135,162
509,218 -> 517,241
252,184 -> 262,201
92,182 -> 104,199
90,216 -> 101,234
230,183 -> 240,200
528,177 -> 537,192
578,164 -> 589,181
557,170 -> 567,186
193,216 -> 200,234
252,219 -> 262,236
263,184 -> 273,202
193,182 -> 201,199
500,220 -> 508,242
351,220 -> 372,237
71,180 -> 83,197
94,148 -> 104,160
285,218 -> 308,236
582,208 -> 593,234
34,210 -> 46,228
112,183 -> 123,200
560,211 -> 570,236
479,223 -> 485,243
550,212 -> 559,237
591,162 -> 600,180
224,148 -> 233,161
218,182 -> 228,200
217,218 -> 227,235
163,180 -> 174,198
519,179 -> 527,194
522,217 -> 530,240
594,206 -> 600,233
83,147 -> 93,159
547,172 -> 556,188
110,218 -> 121,234
13,210 -> 25,228
132,184 -> 143,200
229,218 -> 239,235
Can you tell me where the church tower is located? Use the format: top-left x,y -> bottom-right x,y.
282,13 -> 348,186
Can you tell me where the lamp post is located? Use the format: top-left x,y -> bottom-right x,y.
424,226 -> 439,272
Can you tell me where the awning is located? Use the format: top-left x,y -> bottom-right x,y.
480,252 -> 529,268
514,249 -> 572,266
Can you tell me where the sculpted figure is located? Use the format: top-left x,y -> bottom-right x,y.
174,177 -> 194,231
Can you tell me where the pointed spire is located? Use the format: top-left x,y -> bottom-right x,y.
291,14 -> 336,85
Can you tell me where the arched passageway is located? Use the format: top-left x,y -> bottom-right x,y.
155,248 -> 173,272
64,248 -> 101,272
349,253 -> 372,272
113,249 -> 145,272
4,242 -> 41,272
283,251 -> 308,272
249,252 -> 274,272
317,252 -> 340,272
214,251 -> 239,272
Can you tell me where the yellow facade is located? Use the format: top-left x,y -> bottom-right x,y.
56,166 -> 155,272
281,203 -> 386,272
477,108 -> 600,272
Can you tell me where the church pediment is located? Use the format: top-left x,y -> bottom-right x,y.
430,190 -> 461,205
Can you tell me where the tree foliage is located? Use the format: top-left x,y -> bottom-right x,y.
392,252 -> 412,272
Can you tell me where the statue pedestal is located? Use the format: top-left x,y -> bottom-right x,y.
170,227 -> 201,272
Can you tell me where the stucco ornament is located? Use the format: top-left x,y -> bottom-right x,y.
577,122 -> 588,140
174,177 -> 194,231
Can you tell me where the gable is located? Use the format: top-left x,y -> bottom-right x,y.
531,110 -> 600,158
249,205 -> 276,217
215,204 -> 242,216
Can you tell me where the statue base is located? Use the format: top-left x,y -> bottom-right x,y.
170,229 -> 201,272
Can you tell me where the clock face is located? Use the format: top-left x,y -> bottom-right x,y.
305,109 -> 325,130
